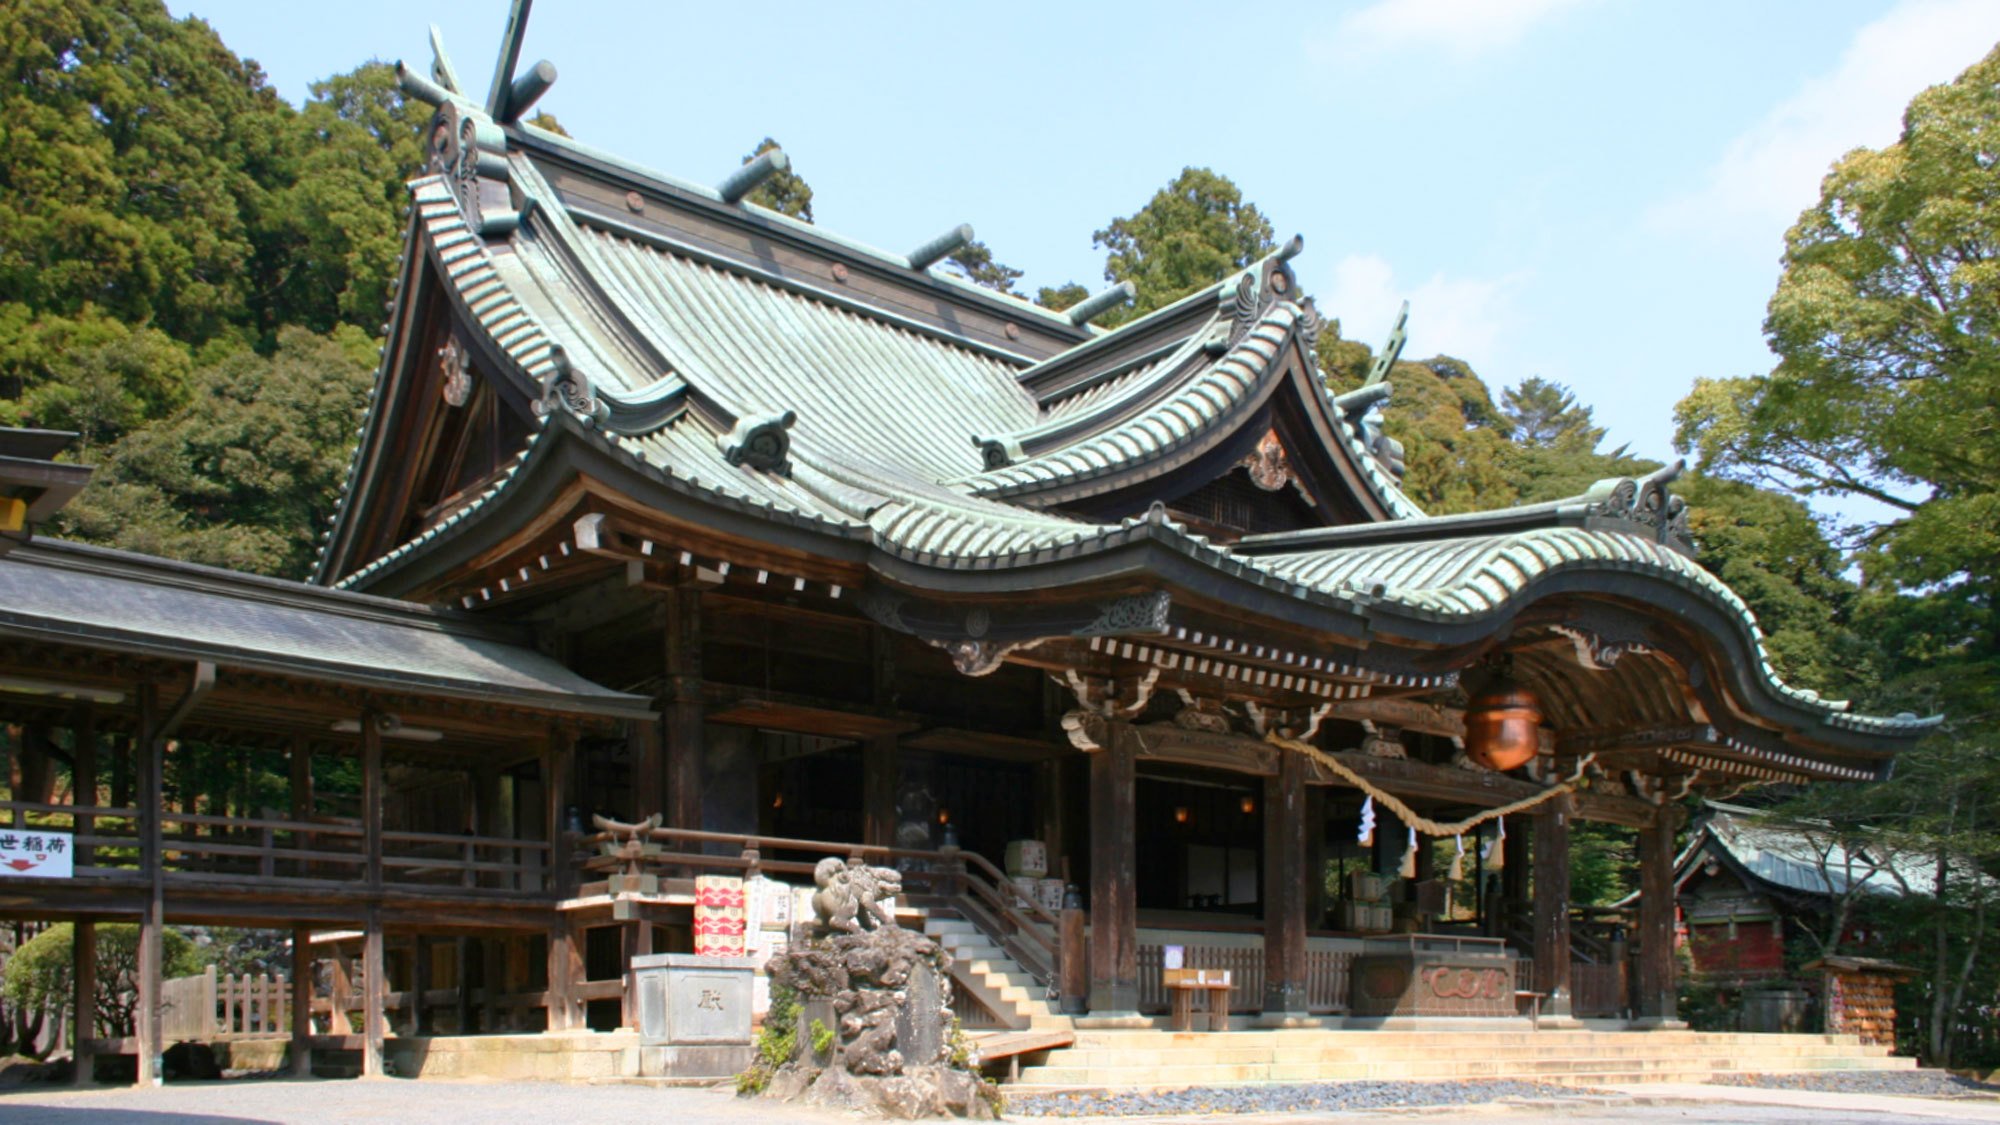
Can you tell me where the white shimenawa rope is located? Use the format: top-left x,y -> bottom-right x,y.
1264,731 -> 1574,838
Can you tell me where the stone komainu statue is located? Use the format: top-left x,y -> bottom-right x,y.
812,855 -> 903,933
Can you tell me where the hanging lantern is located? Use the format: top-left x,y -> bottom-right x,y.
1463,668 -> 1543,771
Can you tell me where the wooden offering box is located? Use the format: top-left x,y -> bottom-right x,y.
1349,935 -> 1516,1018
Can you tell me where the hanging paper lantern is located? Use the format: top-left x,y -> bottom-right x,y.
1464,670 -> 1543,771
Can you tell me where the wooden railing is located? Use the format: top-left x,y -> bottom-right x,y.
0,800 -> 552,897
1572,960 -> 1628,1018
574,824 -> 1065,993
161,966 -> 289,1041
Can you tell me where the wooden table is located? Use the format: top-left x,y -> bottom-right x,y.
1167,981 -> 1233,1032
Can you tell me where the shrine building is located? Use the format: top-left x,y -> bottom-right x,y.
0,1 -> 1936,1087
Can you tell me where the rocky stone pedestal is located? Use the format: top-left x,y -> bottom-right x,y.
750,925 -> 996,1119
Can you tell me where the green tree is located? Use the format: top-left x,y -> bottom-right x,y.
1095,167 -> 1276,322
266,61 -> 431,340
1035,282 -> 1089,313
1500,376 -> 1607,451
2,923 -> 200,1049
1675,43 -> 2000,596
1675,43 -> 2000,1068
57,326 -> 375,576
0,0 -> 296,346
741,137 -> 813,222
945,240 -> 1024,295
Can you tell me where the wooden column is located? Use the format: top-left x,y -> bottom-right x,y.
1086,723 -> 1138,1015
544,726 -> 579,1031
73,705 -> 96,868
1636,804 -> 1683,1025
545,917 -> 581,1032
1035,755 -> 1066,878
1502,816 -> 1530,932
412,937 -> 433,1035
1532,794 -> 1574,1018
71,919 -> 96,1086
361,713 -> 383,892
135,683 -> 164,1087
361,910 -> 386,1077
664,589 -> 704,832
290,928 -> 313,1076
862,735 -> 897,850
1304,785 -> 1329,931
1261,746 -> 1309,1021
628,718 -> 663,822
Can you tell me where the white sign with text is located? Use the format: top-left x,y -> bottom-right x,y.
0,829 -> 72,878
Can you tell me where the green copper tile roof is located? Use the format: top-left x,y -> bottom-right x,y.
317,112 -> 1933,750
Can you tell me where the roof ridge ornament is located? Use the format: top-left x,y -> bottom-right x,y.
1579,459 -> 1693,553
717,147 -> 791,206
532,344 -> 605,426
718,410 -> 799,476
907,225 -> 974,271
1364,300 -> 1409,387
1064,281 -> 1137,326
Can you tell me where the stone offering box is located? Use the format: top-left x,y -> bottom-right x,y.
632,953 -> 758,1077
1349,935 -> 1516,1018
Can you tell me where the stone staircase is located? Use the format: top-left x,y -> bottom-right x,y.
920,915 -> 1072,1033
1010,1028 -> 1914,1091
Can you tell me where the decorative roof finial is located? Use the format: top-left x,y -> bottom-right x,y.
1364,300 -> 1409,387
1065,281 -> 1137,326
717,147 -> 790,205
907,225 -> 974,271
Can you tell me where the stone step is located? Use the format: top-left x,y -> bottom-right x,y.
1042,1042 -> 1909,1066
1015,1054 -> 1913,1088
1065,1030 -> 1880,1049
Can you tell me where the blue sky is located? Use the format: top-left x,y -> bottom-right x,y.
170,0 -> 2000,477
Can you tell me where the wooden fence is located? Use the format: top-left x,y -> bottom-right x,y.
160,966 -> 289,1041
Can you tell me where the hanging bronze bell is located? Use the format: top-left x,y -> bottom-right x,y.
1463,673 -> 1543,771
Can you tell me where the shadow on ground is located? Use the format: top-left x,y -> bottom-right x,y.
0,1098 -> 275,1125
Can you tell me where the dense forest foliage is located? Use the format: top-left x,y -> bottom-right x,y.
2,1 -> 1994,1066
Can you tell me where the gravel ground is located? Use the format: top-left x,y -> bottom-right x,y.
1006,1077 -> 1605,1117
1714,1071 -> 2000,1099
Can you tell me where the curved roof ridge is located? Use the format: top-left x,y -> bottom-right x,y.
1244,525 -> 1939,737
957,301 -> 1305,499
971,307 -> 1222,469
511,121 -> 1088,337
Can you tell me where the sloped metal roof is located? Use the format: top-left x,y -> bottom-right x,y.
0,540 -> 650,719
310,96 -> 1935,761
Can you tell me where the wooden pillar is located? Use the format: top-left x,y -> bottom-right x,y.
455,938 -> 476,1034
484,939 -> 507,1031
1035,755 -> 1065,877
290,927 -> 313,1076
862,736 -> 897,850
1304,786 -> 1329,931
1261,747 -> 1309,1021
361,713 -> 383,892
628,718 -> 663,822
664,589 -> 704,832
1636,805 -> 1683,1026
361,910 -> 386,1077
1086,723 -> 1138,1015
1502,817 -> 1530,933
412,936 -> 433,1036
135,683 -> 164,1087
544,725 -> 579,1031
71,919 -> 96,1085
73,705 -> 97,869
545,917 -> 580,1031
1532,794 -> 1574,1018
